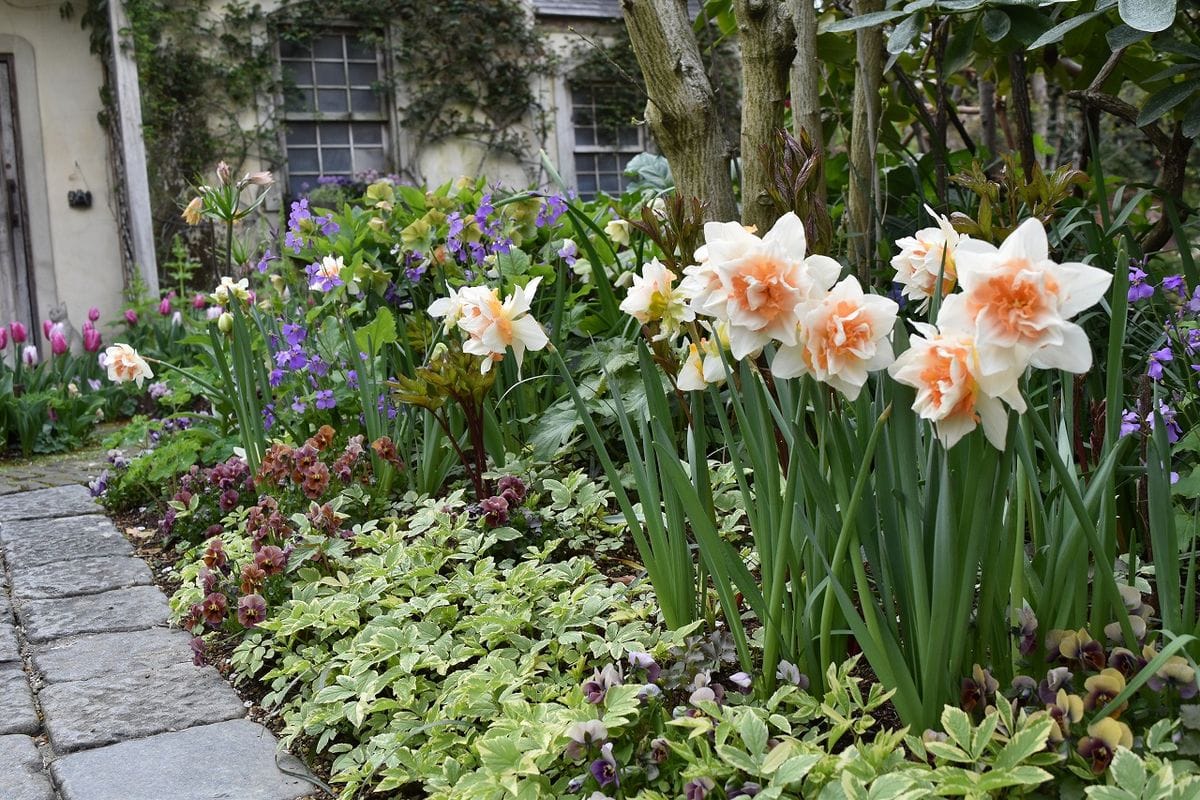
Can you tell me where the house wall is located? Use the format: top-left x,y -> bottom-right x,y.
0,12 -> 125,344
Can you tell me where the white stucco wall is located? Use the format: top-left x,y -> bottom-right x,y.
0,11 -> 125,340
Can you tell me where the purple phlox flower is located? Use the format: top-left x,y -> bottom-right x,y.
1148,401 -> 1183,444
269,368 -> 285,387
305,261 -> 344,293
1164,274 -> 1187,297
282,323 -> 306,346
274,347 -> 307,371
1128,267 -> 1154,302
557,239 -> 578,266
474,193 -> 494,227
536,194 -> 567,228
309,356 -> 330,377
256,248 -> 277,274
1148,346 -> 1173,381
406,264 -> 427,282
346,369 -> 359,389
1119,409 -> 1141,438
589,742 -> 618,788
284,199 -> 312,253
318,215 -> 339,236
1188,288 -> 1200,314
262,403 -> 276,431
148,382 -> 170,400
467,241 -> 487,264
315,389 -> 335,410
291,398 -> 307,414
488,237 -> 514,256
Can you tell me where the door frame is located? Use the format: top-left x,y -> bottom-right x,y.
0,53 -> 37,332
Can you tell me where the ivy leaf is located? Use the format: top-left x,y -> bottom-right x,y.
982,10 -> 1011,42
1137,82 -> 1196,126
1119,0 -> 1177,32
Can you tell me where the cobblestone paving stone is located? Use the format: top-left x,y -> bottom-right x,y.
0,449 -> 318,799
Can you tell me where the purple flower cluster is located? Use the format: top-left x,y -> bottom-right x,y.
536,194 -> 568,228
283,199 -> 339,254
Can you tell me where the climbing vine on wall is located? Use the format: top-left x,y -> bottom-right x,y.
66,0 -> 551,271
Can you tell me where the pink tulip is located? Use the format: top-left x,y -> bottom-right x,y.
50,331 -> 68,356
22,345 -> 37,366
10,322 -> 26,343
83,327 -> 102,352
88,307 -> 101,323
42,319 -> 53,338
158,298 -> 171,316
124,309 -> 139,325
192,293 -> 206,309
0,327 -> 7,350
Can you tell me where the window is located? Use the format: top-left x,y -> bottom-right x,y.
570,84 -> 646,199
280,33 -> 389,196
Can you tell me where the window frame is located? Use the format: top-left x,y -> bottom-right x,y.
556,75 -> 649,200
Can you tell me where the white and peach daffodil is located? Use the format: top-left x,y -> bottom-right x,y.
104,343 -> 154,387
891,204 -> 964,309
681,212 -> 841,360
888,324 -> 1022,449
620,258 -> 694,341
210,276 -> 249,305
456,278 -> 549,374
772,276 -> 899,400
677,324 -> 731,391
936,218 -> 1112,377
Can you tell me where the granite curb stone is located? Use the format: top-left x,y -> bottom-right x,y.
40,661 -> 246,753
0,515 -> 133,569
34,628 -> 195,685
16,584 -> 170,643
11,555 -> 153,600
0,485 -> 97,521
0,735 -> 54,800
0,620 -> 19,662
50,719 -> 314,800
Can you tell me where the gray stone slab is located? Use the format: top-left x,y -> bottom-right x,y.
0,735 -> 54,800
0,620 -> 18,663
0,666 -> 38,736
35,628 -> 194,685
0,514 -> 133,569
51,719 -> 312,800
10,556 -> 153,600
16,585 -> 169,644
0,485 -> 97,521
41,661 -> 245,753
0,589 -> 11,622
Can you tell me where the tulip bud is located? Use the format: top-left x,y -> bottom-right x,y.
22,345 -> 38,366
42,319 -> 53,339
50,331 -> 68,356
83,327 -> 102,352
192,293 -> 206,310
217,312 -> 233,333
9,321 -> 26,343
158,298 -> 171,316
124,309 -> 139,326
215,161 -> 232,186
88,306 -> 101,323
171,311 -> 183,327
0,327 -> 7,349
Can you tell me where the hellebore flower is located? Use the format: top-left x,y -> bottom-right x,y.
1077,718 -> 1133,774
891,204 -> 963,309
104,343 -> 153,386
236,593 -> 267,628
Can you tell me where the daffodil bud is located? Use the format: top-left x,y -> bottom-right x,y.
217,312 -> 233,333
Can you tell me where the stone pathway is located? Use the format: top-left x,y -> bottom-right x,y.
0,479 -> 319,800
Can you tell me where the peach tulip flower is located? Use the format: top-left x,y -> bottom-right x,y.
889,323 -> 1023,450
891,204 -> 963,309
104,343 -> 154,387
773,276 -> 898,400
681,212 -> 840,360
936,218 -> 1112,377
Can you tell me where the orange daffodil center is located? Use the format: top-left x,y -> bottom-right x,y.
429,278 -> 549,375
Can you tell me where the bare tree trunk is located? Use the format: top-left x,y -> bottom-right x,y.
620,0 -> 738,221
847,0 -> 884,280
1031,68 -> 1050,168
735,0 -> 796,232
979,77 -> 997,158
788,0 -> 824,192
1008,52 -> 1037,179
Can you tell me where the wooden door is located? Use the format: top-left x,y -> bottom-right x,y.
0,55 -> 34,334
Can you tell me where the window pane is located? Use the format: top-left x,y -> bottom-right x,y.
285,88 -> 315,113
350,89 -> 380,113
574,154 -> 597,174
312,35 -> 344,60
355,147 -> 387,173
321,123 -> 350,145
574,127 -> 595,147
599,173 -> 621,194
289,175 -> 315,196
577,173 -> 597,195
347,62 -> 379,86
287,147 -> 320,173
318,89 -> 349,113
619,153 -> 638,171
619,127 -> 641,148
282,60 -> 312,87
352,123 -> 383,145
323,148 -> 352,172
314,61 -> 346,86
598,154 -> 619,172
594,125 -> 618,147
279,39 -> 308,59
346,37 -> 376,61
286,122 -> 317,145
